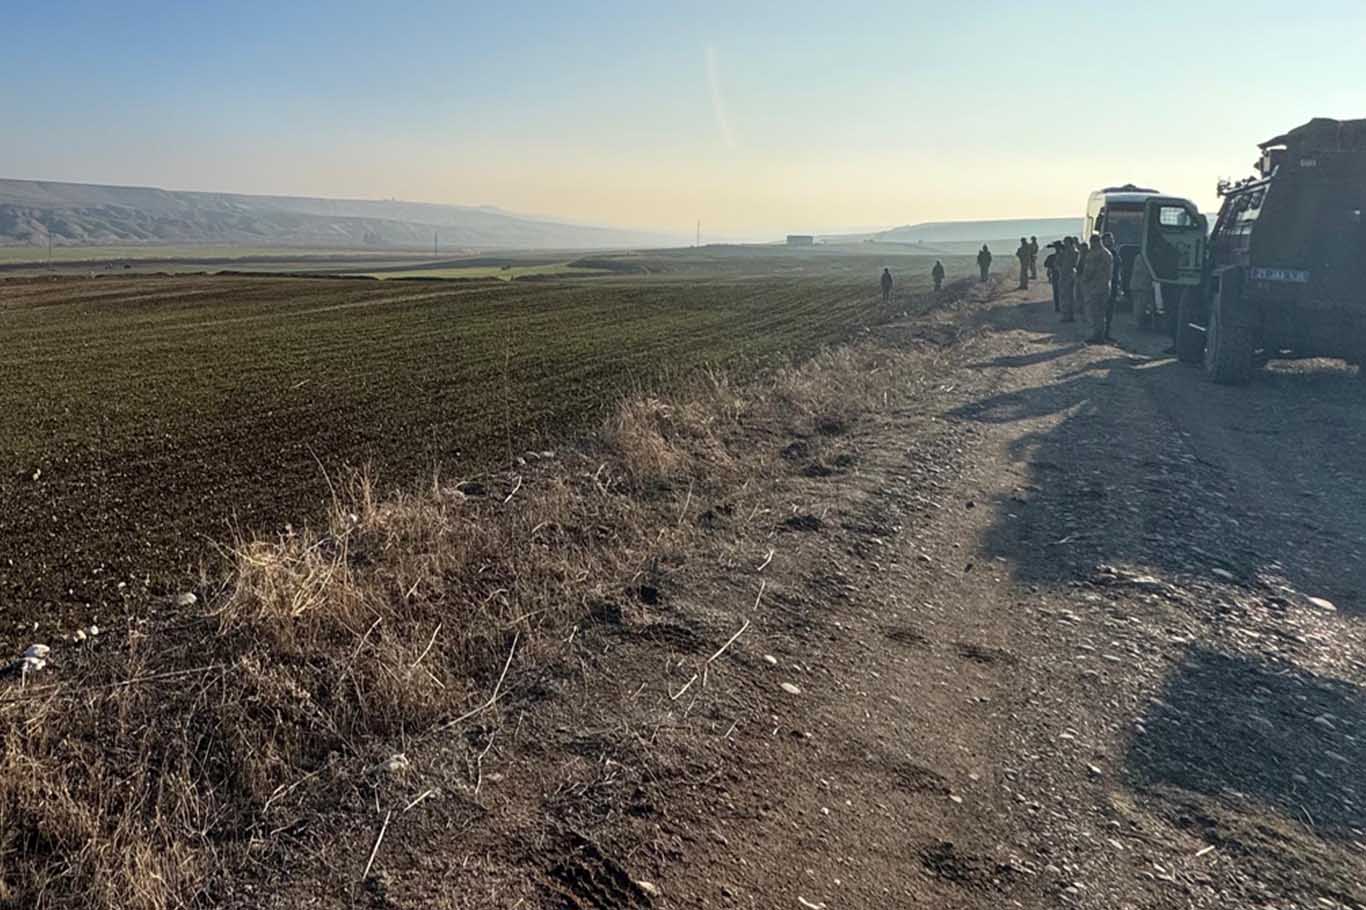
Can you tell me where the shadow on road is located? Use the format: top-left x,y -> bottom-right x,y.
1127,644 -> 1366,839
953,359 -> 1138,427
950,296 -> 1366,898
956,297 -> 1366,885
956,300 -> 1366,617
968,342 -> 1087,371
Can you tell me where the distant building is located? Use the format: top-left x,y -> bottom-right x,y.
786,234 -> 815,246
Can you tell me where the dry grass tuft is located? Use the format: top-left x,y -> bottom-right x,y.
768,344 -> 920,429
607,384 -> 736,486
0,648 -> 215,909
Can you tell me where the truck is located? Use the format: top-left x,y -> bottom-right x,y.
1154,117 -> 1366,383
1083,184 -> 1203,333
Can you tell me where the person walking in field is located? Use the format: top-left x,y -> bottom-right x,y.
880,267 -> 894,304
1080,232 -> 1114,342
931,260 -> 945,291
1055,237 -> 1078,322
977,245 -> 992,282
1016,237 -> 1031,290
1028,235 -> 1040,279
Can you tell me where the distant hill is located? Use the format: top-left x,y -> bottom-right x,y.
823,217 -> 1083,247
0,179 -> 682,251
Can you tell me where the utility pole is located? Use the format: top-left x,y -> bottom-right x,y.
696,220 -> 700,248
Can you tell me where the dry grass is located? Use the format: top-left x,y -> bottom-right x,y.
0,465 -> 642,908
769,345 -> 917,427
0,325 -> 962,907
607,369 -> 743,486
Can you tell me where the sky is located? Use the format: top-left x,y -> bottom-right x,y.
3,0 -> 1364,238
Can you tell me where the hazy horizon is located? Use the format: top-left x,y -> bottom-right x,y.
5,0 -> 1363,237
0,174 -> 1085,242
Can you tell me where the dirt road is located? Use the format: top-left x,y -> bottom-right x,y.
236,281 -> 1366,909
655,283 -> 1366,908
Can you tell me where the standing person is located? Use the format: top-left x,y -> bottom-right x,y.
880,267 -> 894,304
1073,237 -> 1089,317
1028,235 -> 1040,279
1044,242 -> 1060,312
1015,237 -> 1031,290
977,245 -> 992,282
1055,237 -> 1078,322
1101,232 -> 1121,340
931,260 -> 945,291
1080,232 -> 1114,343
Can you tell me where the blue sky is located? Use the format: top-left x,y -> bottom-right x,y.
4,0 -> 1364,236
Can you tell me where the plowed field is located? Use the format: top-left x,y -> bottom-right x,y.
0,250 -> 962,622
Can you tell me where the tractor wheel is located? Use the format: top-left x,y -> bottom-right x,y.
1203,293 -> 1254,385
1174,287 -> 1206,364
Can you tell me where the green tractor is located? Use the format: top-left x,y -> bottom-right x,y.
1151,118 -> 1366,383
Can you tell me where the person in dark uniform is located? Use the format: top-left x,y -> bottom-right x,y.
931,260 -> 946,291
880,267 -> 894,304
977,245 -> 992,282
1015,237 -> 1031,290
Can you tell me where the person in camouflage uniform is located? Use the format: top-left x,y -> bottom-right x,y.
1080,232 -> 1114,342
1054,237 -> 1078,322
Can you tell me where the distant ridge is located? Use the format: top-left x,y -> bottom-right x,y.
0,178 -> 682,250
822,217 -> 1083,247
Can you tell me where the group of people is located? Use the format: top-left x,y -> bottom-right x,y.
880,230 -> 1132,345
976,237 -> 1042,287
1016,237 -> 1041,289
879,259 -> 949,304
1042,232 -> 1119,343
